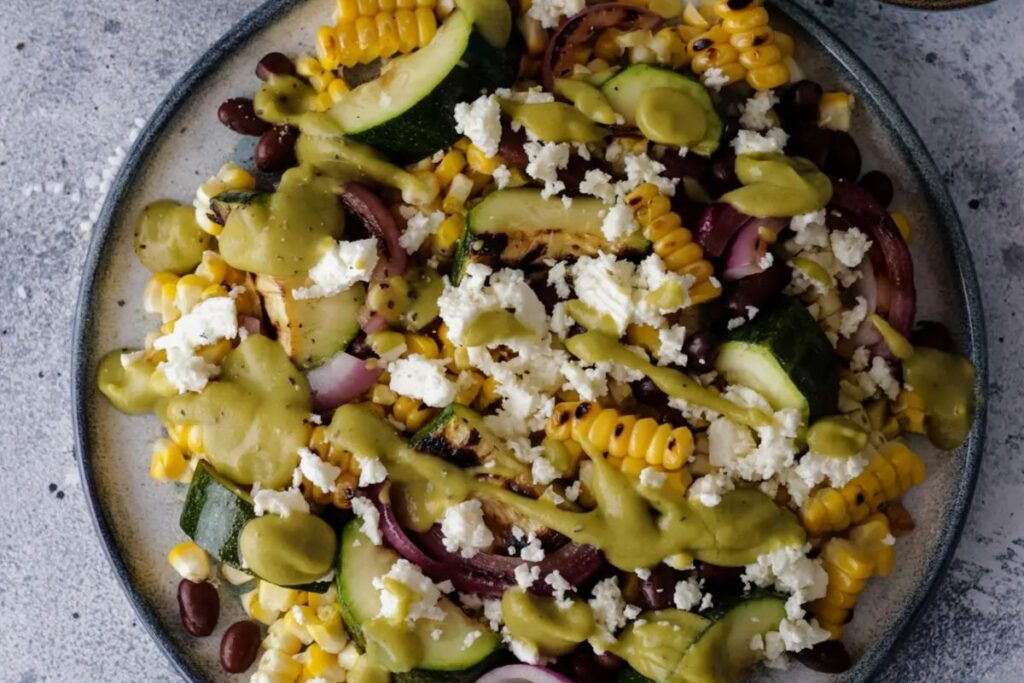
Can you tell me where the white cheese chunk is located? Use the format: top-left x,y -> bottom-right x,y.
293,238 -> 379,300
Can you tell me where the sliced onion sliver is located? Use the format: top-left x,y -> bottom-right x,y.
695,202 -> 753,258
722,217 -> 787,281
849,258 -> 882,347
342,182 -> 407,280
306,351 -> 382,411
476,665 -> 574,683
239,315 -> 263,336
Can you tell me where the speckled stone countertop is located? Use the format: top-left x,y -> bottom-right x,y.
0,0 -> 1020,681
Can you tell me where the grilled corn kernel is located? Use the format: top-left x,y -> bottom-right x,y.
167,540 -> 210,582
818,91 -> 855,132
242,588 -> 281,626
259,581 -> 301,612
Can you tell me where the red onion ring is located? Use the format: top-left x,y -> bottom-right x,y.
239,315 -> 263,336
342,182 -> 407,280
542,4 -> 660,91
476,665 -> 574,683
828,179 -> 915,355
305,350 -> 383,411
849,258 -> 882,347
722,217 -> 787,281
696,202 -> 754,258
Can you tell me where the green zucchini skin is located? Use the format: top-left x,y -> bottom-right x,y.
347,32 -> 521,164
722,295 -> 840,423
179,461 -> 331,592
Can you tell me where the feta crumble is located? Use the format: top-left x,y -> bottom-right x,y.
297,447 -> 341,493
639,467 -> 667,489
578,168 -> 618,204
527,0 -> 585,28
739,90 -> 778,131
702,67 -> 729,91
601,200 -> 641,241
673,577 -> 702,611
373,559 -> 446,624
357,457 -> 389,487
399,209 -> 445,254
453,95 -> 502,157
252,485 -> 310,518
544,570 -> 574,608
830,227 -> 872,268
589,577 -> 629,634
293,238 -> 379,300
389,354 -> 458,407
524,141 -> 571,198
351,496 -> 382,545
732,128 -> 789,156
440,500 -> 495,558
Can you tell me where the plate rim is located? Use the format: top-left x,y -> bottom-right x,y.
70,1 -> 989,681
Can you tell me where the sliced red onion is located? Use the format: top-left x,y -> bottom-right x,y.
359,311 -> 390,335
849,258 -> 882,347
376,497 -> 512,597
476,665 -> 574,683
419,526 -> 604,594
828,179 -> 915,354
695,203 -> 753,257
306,351 -> 382,411
542,4 -> 660,91
239,315 -> 263,336
722,217 -> 787,281
342,182 -> 407,280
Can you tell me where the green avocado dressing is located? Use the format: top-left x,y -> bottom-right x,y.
255,75 -> 439,206
564,331 -> 773,428
164,335 -> 312,489
553,78 -> 618,125
326,404 -> 804,569
721,154 -> 832,218
871,315 -> 976,449
502,588 -> 596,656
635,87 -> 708,148
239,512 -> 337,586
605,610 -> 711,682
806,415 -> 868,457
500,100 -> 608,144
134,200 -> 212,274
217,164 -> 346,278
96,350 -> 174,414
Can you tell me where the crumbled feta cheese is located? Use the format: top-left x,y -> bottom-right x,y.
441,500 -> 495,558
527,0 -> 585,28
373,559 -> 446,624
699,593 -> 714,612
726,316 -> 746,331
437,264 -> 548,345
482,598 -> 504,630
688,472 -> 735,507
358,457 -> 389,487
839,296 -> 869,338
882,533 -> 896,546
453,95 -> 502,157
702,67 -> 729,91
762,618 -> 831,660
351,496 -> 382,545
158,350 -> 220,394
590,577 -> 629,634
758,251 -> 775,270
431,629 -> 443,641
252,485 -> 310,517
620,153 -> 678,197
437,580 -> 455,593
742,545 -> 828,620
739,90 -> 778,131
851,345 -> 871,371
561,361 -> 610,401
492,164 -> 512,189
564,480 -> 581,502
639,467 -> 667,489
531,456 -> 559,486
297,447 -> 342,492
635,568 -> 652,580
601,200 -> 641,241
520,534 -> 546,563
570,254 -> 635,335
746,305 -> 759,320
399,210 -> 445,254
547,261 -> 571,299
155,296 -> 237,354
524,141 -> 571,197
549,301 -> 572,338
509,637 -> 541,664
293,239 -> 379,300
830,228 -> 872,268
732,128 -> 789,156
786,452 -> 867,500
463,630 -> 482,649
514,563 -> 541,589
578,168 -> 618,204
789,209 -> 830,249
673,577 -> 702,611
544,570 -> 574,608
389,354 -> 458,407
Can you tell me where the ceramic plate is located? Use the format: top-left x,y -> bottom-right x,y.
880,0 -> 994,9
71,1 -> 988,681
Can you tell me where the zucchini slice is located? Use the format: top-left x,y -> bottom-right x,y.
179,461 -> 331,592
452,189 -> 648,283
337,521 -> 500,679
715,296 -> 839,424
255,275 -> 363,369
337,10 -> 520,164
671,595 -> 787,683
608,610 -> 711,682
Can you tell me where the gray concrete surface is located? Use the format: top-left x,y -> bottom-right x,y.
0,0 -> 1020,680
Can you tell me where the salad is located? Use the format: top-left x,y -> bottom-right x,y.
96,0 -> 978,681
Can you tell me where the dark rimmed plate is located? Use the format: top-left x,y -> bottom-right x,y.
881,0 -> 995,9
71,1 -> 987,681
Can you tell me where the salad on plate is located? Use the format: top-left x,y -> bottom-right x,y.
97,0 -> 977,681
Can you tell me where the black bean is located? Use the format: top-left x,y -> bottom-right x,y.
786,124 -> 831,170
858,170 -> 894,209
177,579 -> 219,637
256,52 -> 296,81
685,330 -> 719,373
632,377 -> 670,410
220,620 -> 262,673
723,263 -> 792,318
824,130 -> 862,181
781,80 -> 823,122
567,649 -> 615,683
720,115 -> 740,144
594,651 -> 625,670
695,561 -> 743,590
792,639 -> 852,673
911,320 -> 957,354
254,124 -> 299,172
347,333 -> 374,360
217,97 -> 271,136
710,152 -> 739,194
639,563 -> 681,610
